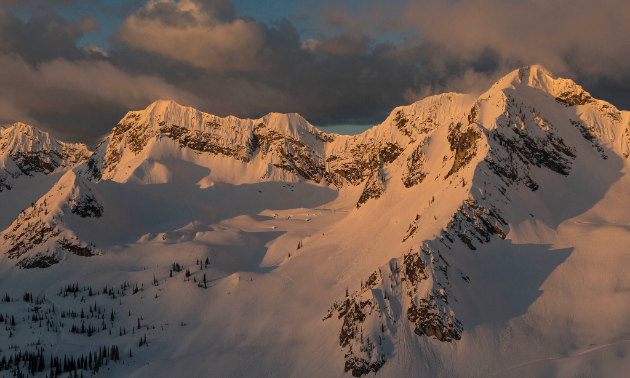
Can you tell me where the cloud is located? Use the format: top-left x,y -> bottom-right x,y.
0,8 -> 98,64
308,0 -> 630,111
302,32 -> 371,56
0,54 -> 201,143
114,0 -> 269,72
83,45 -> 109,57
109,1 -> 501,126
395,0 -> 630,78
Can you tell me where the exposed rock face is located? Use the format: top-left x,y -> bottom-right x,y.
323,66 -> 629,375
402,143 -> 427,188
446,122 -> 481,179
254,122 -> 342,187
442,197 -> 508,250
403,214 -> 420,242
1,171 -> 101,268
159,123 -> 253,162
84,104 -> 261,180
392,93 -> 462,142
570,119 -> 608,159
16,252 -> 60,269
4,204 -> 60,259
327,141 -> 402,188
485,94 -> 576,191
71,194 -> 104,218
356,168 -> 386,208
0,123 -> 91,191
80,101 -> 350,188
80,100 -> 420,203
79,94 -> 473,214
403,248 -> 463,341
556,91 -> 593,106
325,243 -> 461,377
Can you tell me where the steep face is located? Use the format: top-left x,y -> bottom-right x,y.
323,66 -> 630,376
1,171 -> 102,268
0,123 -> 91,191
488,65 -> 630,155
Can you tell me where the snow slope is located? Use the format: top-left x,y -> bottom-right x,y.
2,65 -> 630,377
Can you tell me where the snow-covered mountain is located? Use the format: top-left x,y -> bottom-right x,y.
79,94 -> 470,196
0,123 -> 91,232
0,123 -> 91,191
2,65 -> 630,378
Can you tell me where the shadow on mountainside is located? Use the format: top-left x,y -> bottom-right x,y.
456,87 -> 629,327
60,158 -> 337,274
497,85 -> 627,230
457,240 -> 573,328
200,230 -> 286,274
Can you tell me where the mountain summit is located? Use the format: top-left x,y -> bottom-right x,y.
0,123 -> 91,191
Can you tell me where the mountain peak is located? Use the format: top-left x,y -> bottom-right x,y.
0,122 -> 91,191
1,122 -> 90,156
144,99 -> 189,114
485,65 -> 593,106
1,169 -> 102,268
3,122 -> 53,144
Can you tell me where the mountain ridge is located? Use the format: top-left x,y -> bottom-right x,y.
0,122 -> 91,191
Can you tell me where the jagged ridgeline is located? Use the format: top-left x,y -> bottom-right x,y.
0,123 -> 91,191
76,94 -> 474,195
78,96 -> 468,204
1,65 -> 630,377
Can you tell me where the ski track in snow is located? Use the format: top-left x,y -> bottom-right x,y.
490,338 -> 630,378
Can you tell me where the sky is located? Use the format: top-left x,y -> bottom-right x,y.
0,0 -> 629,145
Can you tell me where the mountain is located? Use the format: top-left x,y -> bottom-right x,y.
2,65 -> 630,378
2,170 -> 102,268
0,123 -> 91,231
0,123 -> 91,190
79,95 -> 471,196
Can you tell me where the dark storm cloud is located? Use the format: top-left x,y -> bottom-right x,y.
0,0 -> 76,7
303,32 -> 371,56
114,0 -> 271,72
0,0 -> 628,146
109,6 -> 493,127
0,8 -> 98,64
191,0 -> 236,22
0,54 -> 202,143
399,0 -> 630,76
